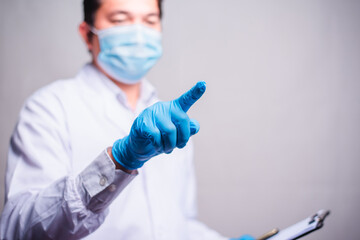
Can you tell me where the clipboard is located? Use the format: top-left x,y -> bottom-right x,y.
258,209 -> 330,240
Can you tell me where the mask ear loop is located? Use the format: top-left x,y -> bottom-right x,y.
89,26 -> 99,35
86,24 -> 98,53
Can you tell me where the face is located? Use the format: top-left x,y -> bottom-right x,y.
79,0 -> 161,62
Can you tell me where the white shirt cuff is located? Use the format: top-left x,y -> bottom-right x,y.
79,149 -> 137,212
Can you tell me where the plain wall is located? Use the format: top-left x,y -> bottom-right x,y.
1,0 -> 359,239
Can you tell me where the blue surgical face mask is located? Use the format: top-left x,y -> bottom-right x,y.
91,24 -> 163,84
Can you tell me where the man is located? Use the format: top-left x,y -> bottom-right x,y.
0,0 -> 254,239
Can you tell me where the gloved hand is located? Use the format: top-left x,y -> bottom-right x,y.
112,81 -> 206,170
230,235 -> 256,240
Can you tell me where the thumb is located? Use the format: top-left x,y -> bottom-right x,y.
190,119 -> 200,136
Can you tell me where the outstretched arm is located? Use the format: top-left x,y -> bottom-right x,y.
1,82 -> 207,239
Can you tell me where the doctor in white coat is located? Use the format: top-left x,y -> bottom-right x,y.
0,0 -> 254,239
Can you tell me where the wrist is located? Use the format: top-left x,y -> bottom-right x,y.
111,137 -> 145,170
107,147 -> 137,174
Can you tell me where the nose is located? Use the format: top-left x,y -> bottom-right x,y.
133,24 -> 145,45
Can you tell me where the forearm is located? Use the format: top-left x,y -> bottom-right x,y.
0,149 -> 137,240
1,176 -> 103,239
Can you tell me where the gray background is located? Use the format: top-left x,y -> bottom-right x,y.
1,0 -> 359,239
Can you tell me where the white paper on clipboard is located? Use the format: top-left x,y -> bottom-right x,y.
267,210 -> 330,240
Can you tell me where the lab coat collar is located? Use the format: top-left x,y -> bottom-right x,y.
77,63 -> 158,132
82,63 -> 157,107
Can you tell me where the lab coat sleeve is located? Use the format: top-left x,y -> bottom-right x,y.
184,143 -> 228,240
0,85 -> 136,240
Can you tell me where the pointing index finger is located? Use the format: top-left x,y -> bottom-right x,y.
175,81 -> 206,112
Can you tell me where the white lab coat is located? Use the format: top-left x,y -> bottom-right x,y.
0,64 -> 227,240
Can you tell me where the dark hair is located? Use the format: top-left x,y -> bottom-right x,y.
83,0 -> 163,27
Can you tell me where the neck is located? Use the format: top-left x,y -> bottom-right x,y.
112,80 -> 141,110
93,61 -> 141,111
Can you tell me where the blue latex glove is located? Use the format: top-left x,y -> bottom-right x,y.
112,81 -> 206,170
230,235 -> 255,240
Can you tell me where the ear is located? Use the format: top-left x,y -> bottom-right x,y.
79,21 -> 93,51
